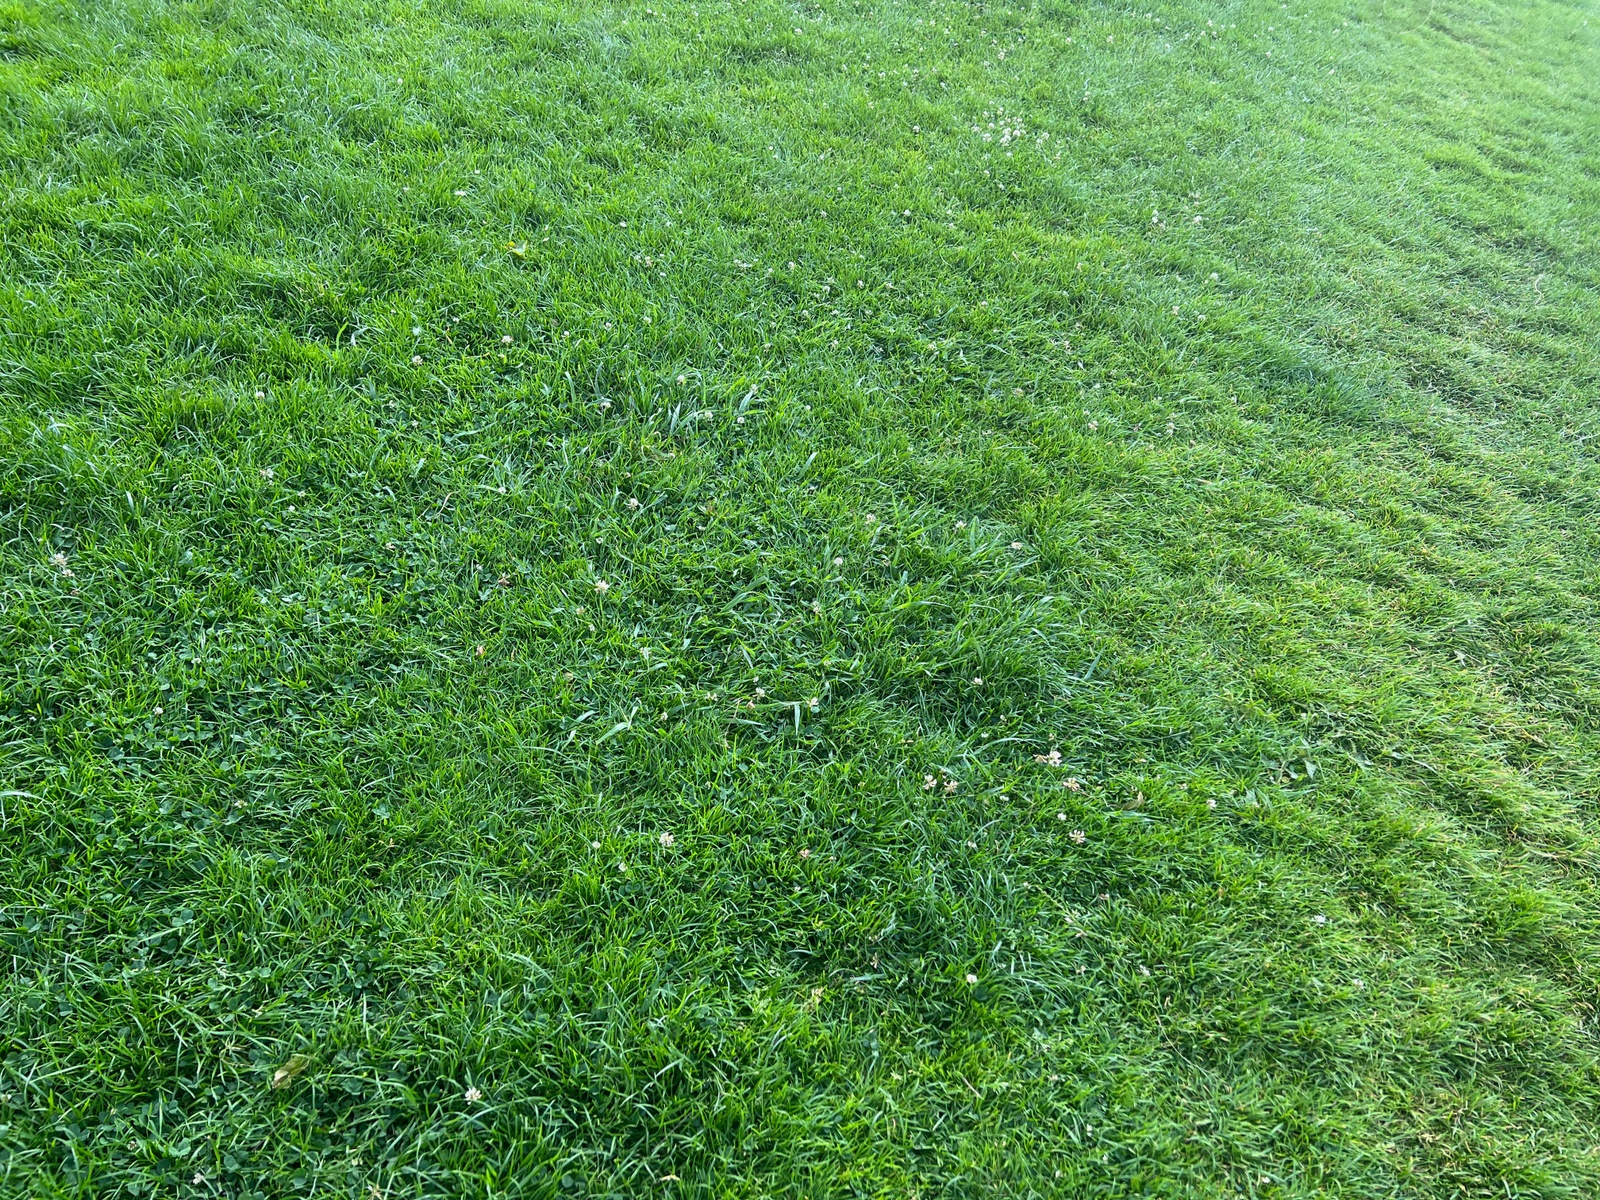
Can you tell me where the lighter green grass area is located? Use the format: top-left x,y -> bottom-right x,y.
2,0 -> 1600,1195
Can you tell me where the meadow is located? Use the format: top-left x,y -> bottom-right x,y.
2,0 -> 1599,1195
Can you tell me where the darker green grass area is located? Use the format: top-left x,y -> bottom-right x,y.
2,0 -> 1600,1196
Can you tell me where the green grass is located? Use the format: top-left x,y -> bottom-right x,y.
2,0 -> 1599,1194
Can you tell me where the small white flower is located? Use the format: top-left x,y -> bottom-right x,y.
153,706 -> 164,716
1313,914 -> 1327,925
972,677 -> 983,686
594,579 -> 609,593
832,556 -> 843,567
965,973 -> 978,985
454,189 -> 467,197
254,389 -> 265,399
591,840 -> 602,850
924,775 -> 938,791
799,847 -> 811,859
411,355 -> 423,366
464,1086 -> 482,1102
501,334 -> 513,344
1070,829 -> 1086,845
659,832 -> 675,847
1010,541 -> 1024,550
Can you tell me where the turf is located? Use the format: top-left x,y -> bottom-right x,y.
2,0 -> 1599,1195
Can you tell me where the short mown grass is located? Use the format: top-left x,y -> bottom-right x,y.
3,0 -> 1599,1195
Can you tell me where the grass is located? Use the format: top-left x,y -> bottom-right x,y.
2,0 -> 1599,1194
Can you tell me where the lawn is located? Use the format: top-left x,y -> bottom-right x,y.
2,0 -> 1599,1194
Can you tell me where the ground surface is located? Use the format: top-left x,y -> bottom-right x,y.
2,0 -> 1599,1195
